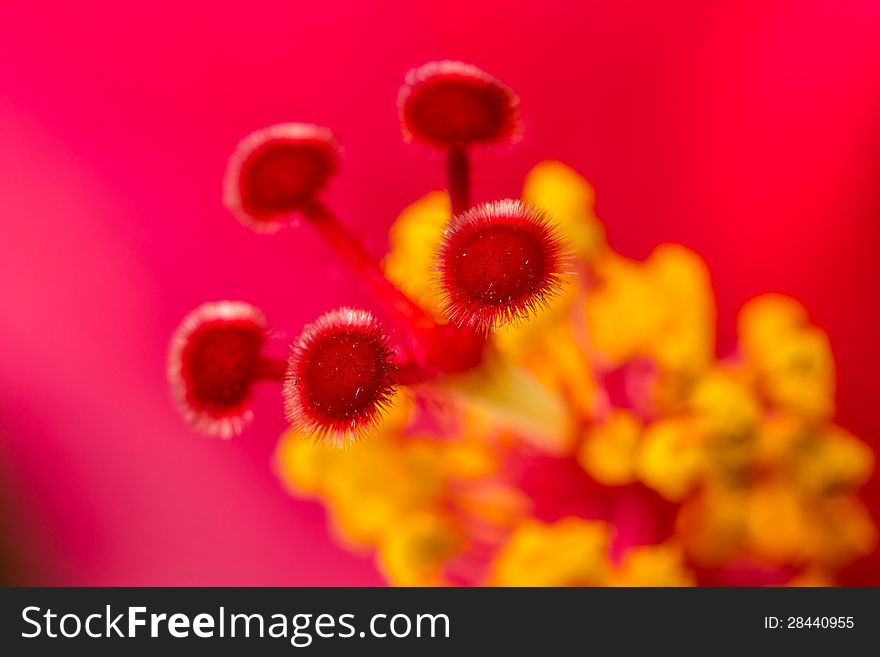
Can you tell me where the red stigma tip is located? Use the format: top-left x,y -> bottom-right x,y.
398,61 -> 521,148
168,301 -> 268,438
223,123 -> 339,232
284,308 -> 398,445
438,199 -> 569,330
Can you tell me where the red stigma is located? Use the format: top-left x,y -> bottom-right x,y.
398,61 -> 521,147
438,199 -> 568,330
223,123 -> 339,232
284,308 -> 398,445
168,301 -> 268,438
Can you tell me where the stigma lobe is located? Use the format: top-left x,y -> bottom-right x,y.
284,308 -> 398,445
438,199 -> 568,330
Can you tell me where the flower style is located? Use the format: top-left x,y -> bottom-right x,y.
170,61 -> 875,586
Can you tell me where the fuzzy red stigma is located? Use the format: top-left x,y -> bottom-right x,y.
168,301 -> 270,438
437,199 -> 569,330
284,308 -> 398,445
398,61 -> 521,147
223,123 -> 339,232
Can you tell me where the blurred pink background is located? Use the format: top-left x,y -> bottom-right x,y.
1,0 -> 879,584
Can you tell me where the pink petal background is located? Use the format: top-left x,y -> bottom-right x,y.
1,0 -> 879,584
